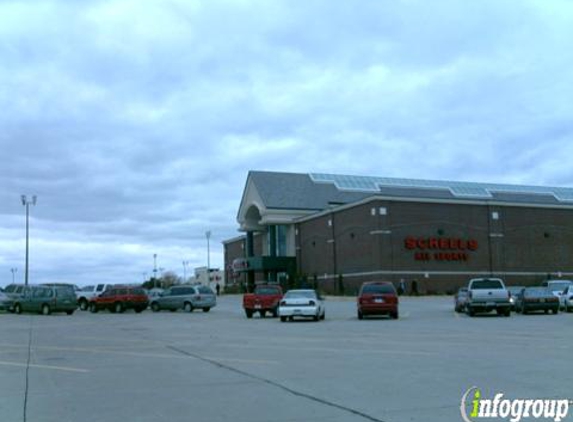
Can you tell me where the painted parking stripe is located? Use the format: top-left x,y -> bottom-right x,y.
0,360 -> 89,373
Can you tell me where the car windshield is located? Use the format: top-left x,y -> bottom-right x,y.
524,288 -> 552,297
285,290 -> 316,299
361,284 -> 395,294
471,279 -> 504,289
255,287 -> 281,295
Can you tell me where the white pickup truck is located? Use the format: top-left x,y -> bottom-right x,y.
466,278 -> 511,317
76,284 -> 114,311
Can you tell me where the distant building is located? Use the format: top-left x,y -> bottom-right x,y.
194,266 -> 224,291
224,171 -> 573,294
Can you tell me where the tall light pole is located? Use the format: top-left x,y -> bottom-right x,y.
182,260 -> 189,283
10,268 -> 17,284
153,253 -> 158,289
21,195 -> 37,286
205,230 -> 211,282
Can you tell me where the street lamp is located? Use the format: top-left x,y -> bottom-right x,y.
206,230 -> 211,278
153,253 -> 158,289
182,260 -> 189,282
21,195 -> 37,286
10,268 -> 17,284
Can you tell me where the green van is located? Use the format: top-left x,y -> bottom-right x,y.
13,285 -> 78,315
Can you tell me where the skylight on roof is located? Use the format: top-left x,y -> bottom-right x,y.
309,173 -> 573,203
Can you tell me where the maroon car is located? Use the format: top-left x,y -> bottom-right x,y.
89,286 -> 148,314
357,281 -> 399,320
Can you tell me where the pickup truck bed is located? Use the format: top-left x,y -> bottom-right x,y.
243,285 -> 283,318
466,278 -> 511,317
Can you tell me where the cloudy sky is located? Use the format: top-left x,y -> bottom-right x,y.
1,0 -> 572,287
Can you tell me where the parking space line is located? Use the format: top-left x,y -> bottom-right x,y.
0,360 -> 90,373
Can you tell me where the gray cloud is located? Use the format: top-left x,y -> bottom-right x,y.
1,0 -> 573,285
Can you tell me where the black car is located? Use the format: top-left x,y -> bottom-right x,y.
515,287 -> 559,314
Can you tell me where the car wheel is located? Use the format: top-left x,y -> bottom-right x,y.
467,307 -> 475,317
66,310 -> 74,315
391,311 -> 399,320
135,307 -> 144,313
504,310 -> 510,317
41,304 -> 51,316
522,306 -> 528,315
272,308 -> 278,318
203,307 -> 210,313
14,303 -> 22,314
151,302 -> 160,312
184,302 -> 194,313
280,316 -> 287,322
357,310 -> 363,320
89,303 -> 98,313
288,316 -> 293,322
320,311 -> 325,320
114,302 -> 123,313
79,299 -> 88,311
313,314 -> 319,321
552,308 -> 559,314
245,309 -> 253,319
260,310 -> 266,318
567,306 -> 572,313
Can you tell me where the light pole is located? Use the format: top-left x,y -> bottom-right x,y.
182,260 -> 189,283
21,195 -> 37,286
10,268 -> 17,284
153,254 -> 158,289
206,230 -> 211,282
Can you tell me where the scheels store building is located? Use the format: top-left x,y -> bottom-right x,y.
223,171 -> 573,294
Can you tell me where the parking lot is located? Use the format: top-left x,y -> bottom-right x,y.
0,295 -> 571,422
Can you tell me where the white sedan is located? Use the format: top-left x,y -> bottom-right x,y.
561,285 -> 573,312
278,289 -> 325,322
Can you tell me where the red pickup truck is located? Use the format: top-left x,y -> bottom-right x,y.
243,284 -> 283,318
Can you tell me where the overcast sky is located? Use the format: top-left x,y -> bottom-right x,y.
1,0 -> 573,287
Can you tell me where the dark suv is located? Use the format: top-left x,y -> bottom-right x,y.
89,287 -> 148,313
12,285 -> 78,315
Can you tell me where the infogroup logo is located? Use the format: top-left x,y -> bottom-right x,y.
460,387 -> 571,422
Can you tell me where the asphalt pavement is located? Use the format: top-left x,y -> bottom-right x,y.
0,295 -> 571,422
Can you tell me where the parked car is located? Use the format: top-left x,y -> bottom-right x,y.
3,283 -> 27,298
466,278 -> 511,317
544,280 -> 573,307
454,287 -> 469,313
514,287 -> 559,314
243,284 -> 283,318
77,284 -> 115,310
561,285 -> 573,312
0,291 -> 15,312
150,285 -> 216,313
507,286 -> 525,311
278,289 -> 325,322
89,287 -> 149,313
357,281 -> 399,319
12,285 -> 77,315
146,288 -> 164,305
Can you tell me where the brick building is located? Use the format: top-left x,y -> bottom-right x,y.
223,171 -> 573,294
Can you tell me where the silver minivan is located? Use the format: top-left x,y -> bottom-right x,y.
150,285 -> 216,313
